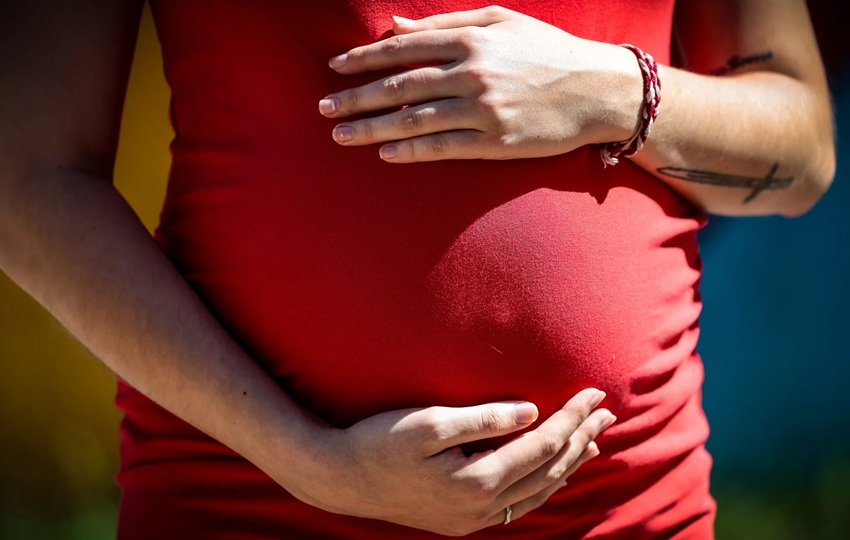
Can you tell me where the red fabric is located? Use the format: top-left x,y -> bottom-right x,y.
116,1 -> 716,538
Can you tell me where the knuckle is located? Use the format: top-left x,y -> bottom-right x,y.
565,407 -> 588,430
382,35 -> 404,56
358,120 -> 374,141
382,75 -> 406,99
462,63 -> 484,82
462,64 -> 492,94
462,471 -> 500,497
429,425 -> 455,446
462,475 -> 487,495
457,27 -> 486,52
475,94 -> 501,121
583,422 -> 601,443
581,399 -> 597,418
536,432 -> 563,459
595,411 -> 615,432
345,88 -> 360,111
480,407 -> 508,436
397,109 -> 423,132
576,391 -> 601,417
428,134 -> 447,156
416,408 -> 446,439
547,462 -> 568,483
408,409 -> 454,453
347,46 -> 366,64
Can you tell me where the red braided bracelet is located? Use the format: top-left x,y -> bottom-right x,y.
599,44 -> 661,167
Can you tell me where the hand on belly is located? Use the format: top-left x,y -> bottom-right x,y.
303,388 -> 614,535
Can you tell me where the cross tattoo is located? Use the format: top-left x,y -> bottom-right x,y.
657,163 -> 793,204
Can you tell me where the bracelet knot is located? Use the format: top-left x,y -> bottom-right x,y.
599,44 -> 661,167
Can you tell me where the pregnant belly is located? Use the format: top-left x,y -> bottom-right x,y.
157,148 -> 703,434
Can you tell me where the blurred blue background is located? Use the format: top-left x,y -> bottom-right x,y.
699,63 -> 850,540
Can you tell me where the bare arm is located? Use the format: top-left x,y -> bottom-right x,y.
319,2 -> 835,217
0,0 -> 343,503
627,0 -> 836,217
0,2 -> 613,534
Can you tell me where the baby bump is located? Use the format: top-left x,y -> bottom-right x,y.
156,148 -> 703,429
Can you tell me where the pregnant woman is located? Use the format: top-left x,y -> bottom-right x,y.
0,0 -> 833,539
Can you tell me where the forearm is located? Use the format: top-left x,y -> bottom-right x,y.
625,64 -> 835,217
597,0 -> 837,217
0,0 -> 338,497
0,167 -> 339,501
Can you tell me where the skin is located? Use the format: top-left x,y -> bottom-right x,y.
320,1 -> 835,217
0,1 -> 615,536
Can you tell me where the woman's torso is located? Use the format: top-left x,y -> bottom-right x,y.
116,1 -> 715,538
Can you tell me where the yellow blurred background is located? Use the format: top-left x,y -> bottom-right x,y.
0,5 -> 169,538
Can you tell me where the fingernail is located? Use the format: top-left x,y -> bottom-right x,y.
392,15 -> 416,26
333,126 -> 354,142
329,54 -> 347,69
600,414 -> 617,430
319,97 -> 339,115
513,402 -> 538,425
380,145 -> 398,159
590,390 -> 606,409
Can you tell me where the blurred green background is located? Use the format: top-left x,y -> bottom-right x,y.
1,3 -> 848,540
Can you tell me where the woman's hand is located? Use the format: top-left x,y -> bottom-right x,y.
319,6 -> 642,163
292,388 -> 615,536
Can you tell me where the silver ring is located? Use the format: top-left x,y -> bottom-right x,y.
503,504 -> 513,525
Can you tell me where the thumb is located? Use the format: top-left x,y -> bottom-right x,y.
391,6 -> 515,34
415,401 -> 539,453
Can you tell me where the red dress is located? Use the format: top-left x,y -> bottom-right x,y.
116,1 -> 716,538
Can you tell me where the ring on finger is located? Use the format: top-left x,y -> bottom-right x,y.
503,504 -> 513,525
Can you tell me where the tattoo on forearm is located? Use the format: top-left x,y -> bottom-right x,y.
710,51 -> 774,76
657,163 -> 793,204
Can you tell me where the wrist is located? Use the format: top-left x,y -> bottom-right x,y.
240,394 -> 344,497
586,42 -> 645,146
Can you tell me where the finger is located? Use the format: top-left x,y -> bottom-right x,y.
562,440 -> 601,479
482,474 -> 565,529
475,389 -> 606,487
484,442 -> 605,531
406,401 -> 539,455
495,409 -> 613,504
378,129 -> 489,162
331,98 -> 479,147
392,6 -> 517,34
320,64 -> 463,119
328,29 -> 469,74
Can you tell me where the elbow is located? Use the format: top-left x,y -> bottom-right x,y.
781,120 -> 836,218
776,78 -> 837,218
781,154 -> 835,218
